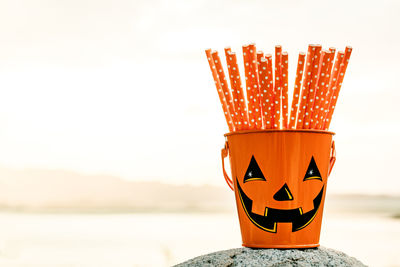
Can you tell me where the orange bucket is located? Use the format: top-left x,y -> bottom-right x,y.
221,129 -> 336,248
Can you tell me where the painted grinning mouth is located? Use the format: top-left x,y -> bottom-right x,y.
236,179 -> 324,233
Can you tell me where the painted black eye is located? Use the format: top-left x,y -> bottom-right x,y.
243,155 -> 266,183
303,156 -> 322,181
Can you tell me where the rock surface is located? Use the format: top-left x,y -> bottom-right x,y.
175,247 -> 366,267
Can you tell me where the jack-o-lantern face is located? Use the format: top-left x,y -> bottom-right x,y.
236,155 -> 324,233
224,130 -> 334,248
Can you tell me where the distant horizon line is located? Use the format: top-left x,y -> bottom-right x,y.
0,164 -> 398,197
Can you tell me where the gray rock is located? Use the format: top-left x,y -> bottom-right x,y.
174,247 -> 367,267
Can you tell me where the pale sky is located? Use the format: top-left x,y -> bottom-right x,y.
0,0 -> 399,195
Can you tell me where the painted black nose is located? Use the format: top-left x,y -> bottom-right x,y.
273,183 -> 294,201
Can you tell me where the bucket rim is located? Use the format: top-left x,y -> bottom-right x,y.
224,129 -> 335,137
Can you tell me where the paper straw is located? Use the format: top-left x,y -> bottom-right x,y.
224,48 -> 249,130
224,47 -> 242,130
273,45 -> 282,128
242,45 -> 255,129
317,51 -> 344,129
281,52 -> 289,128
257,51 -> 264,68
243,45 -> 262,129
296,45 -> 315,129
259,56 -> 274,128
211,50 -> 237,129
249,44 -> 262,129
310,50 -> 331,129
265,54 -> 275,128
257,51 -> 265,127
303,45 -> 322,129
326,48 -> 336,86
205,49 -> 234,131
289,52 -> 306,129
323,46 -> 352,129
323,63 -> 344,129
312,48 -> 335,129
231,52 -> 250,129
232,52 -> 250,129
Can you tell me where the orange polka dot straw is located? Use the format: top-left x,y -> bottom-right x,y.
205,49 -> 234,132
312,49 -> 335,129
273,45 -> 282,128
243,45 -> 262,129
211,50 -> 237,129
224,47 -> 241,129
242,45 -> 254,129
325,48 -> 337,104
257,51 -> 264,70
230,51 -> 250,129
296,45 -> 315,129
281,52 -> 289,129
323,46 -> 352,130
224,48 -> 248,130
249,44 -> 262,129
310,50 -> 331,129
342,46 -> 352,73
265,54 -> 275,128
303,45 -> 322,129
316,51 -> 344,129
256,51 -> 264,85
289,52 -> 306,129
257,51 -> 265,128
257,50 -> 264,81
259,56 -> 274,128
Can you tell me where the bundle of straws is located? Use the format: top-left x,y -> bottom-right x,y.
205,44 -> 352,132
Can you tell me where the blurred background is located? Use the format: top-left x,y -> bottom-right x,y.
0,0 -> 399,266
